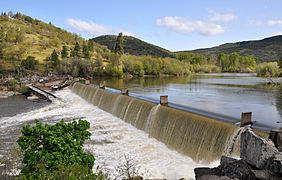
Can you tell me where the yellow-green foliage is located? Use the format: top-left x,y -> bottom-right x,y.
256,62 -> 280,77
121,55 -> 191,76
0,13 -> 110,64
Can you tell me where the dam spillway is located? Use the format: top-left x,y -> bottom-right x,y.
71,82 -> 240,162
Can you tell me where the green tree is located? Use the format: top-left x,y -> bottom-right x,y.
15,30 -> 24,44
88,40 -> 94,51
256,62 -> 280,77
17,119 -> 95,179
144,61 -> 152,74
279,56 -> 282,68
61,45 -> 68,59
74,42 -> 81,57
217,53 -> 229,71
94,55 -> 103,75
70,48 -> 75,57
114,33 -> 124,54
50,49 -> 59,67
110,53 -> 120,67
0,26 -> 5,59
21,56 -> 38,70
82,44 -> 90,59
133,61 -> 144,77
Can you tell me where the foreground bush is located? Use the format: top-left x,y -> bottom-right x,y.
17,119 -> 106,179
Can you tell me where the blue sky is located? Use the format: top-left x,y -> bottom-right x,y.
2,0 -> 282,51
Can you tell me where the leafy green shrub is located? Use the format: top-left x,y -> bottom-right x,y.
18,86 -> 30,96
17,119 -> 96,179
256,62 -> 280,77
6,79 -> 17,91
21,56 -> 38,70
57,58 -> 94,77
105,65 -> 123,77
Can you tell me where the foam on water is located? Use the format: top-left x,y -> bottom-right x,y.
0,89 -> 219,179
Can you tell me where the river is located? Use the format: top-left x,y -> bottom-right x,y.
0,73 -> 281,179
0,89 -> 219,179
92,73 -> 282,130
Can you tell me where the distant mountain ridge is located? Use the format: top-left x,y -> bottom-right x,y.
91,35 -> 173,58
176,35 -> 282,62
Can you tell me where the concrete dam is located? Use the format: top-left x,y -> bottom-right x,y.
71,82 -> 241,163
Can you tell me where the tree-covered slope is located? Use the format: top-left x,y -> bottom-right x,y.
0,12 -> 109,64
91,35 -> 173,58
177,35 -> 282,62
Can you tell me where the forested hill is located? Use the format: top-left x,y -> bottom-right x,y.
91,35 -> 173,58
0,12 -> 109,63
176,35 -> 282,62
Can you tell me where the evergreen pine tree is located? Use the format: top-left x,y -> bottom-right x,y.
74,42 -> 80,57
0,27 -> 4,43
70,48 -> 75,57
114,33 -> 124,54
61,45 -> 68,59
50,49 -> 59,67
88,40 -> 94,51
0,47 -> 4,59
82,44 -> 90,59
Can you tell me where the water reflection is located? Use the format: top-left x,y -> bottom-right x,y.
92,74 -> 282,129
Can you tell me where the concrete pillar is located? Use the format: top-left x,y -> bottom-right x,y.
160,95 -> 168,105
85,80 -> 90,85
121,88 -> 128,95
240,112 -> 252,127
269,129 -> 282,151
99,83 -> 105,89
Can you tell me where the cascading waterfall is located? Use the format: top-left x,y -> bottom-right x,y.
145,104 -> 160,133
71,82 -> 241,163
223,127 -> 243,157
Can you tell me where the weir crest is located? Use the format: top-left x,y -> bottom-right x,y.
71,82 -> 241,163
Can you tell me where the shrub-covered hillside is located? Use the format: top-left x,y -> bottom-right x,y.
91,35 -> 173,58
0,12 -> 110,63
177,35 -> 282,62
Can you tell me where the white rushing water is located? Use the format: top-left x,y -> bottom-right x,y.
0,89 -> 220,179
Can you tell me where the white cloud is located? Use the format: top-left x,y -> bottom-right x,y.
66,18 -> 135,37
267,20 -> 282,26
273,32 -> 282,36
249,20 -> 263,26
116,29 -> 135,36
209,13 -> 237,22
156,16 -> 225,36
66,18 -> 111,36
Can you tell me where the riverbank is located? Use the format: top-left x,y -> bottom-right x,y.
0,91 -> 21,99
0,74 -> 73,100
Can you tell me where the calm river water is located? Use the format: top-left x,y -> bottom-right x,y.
92,73 -> 282,130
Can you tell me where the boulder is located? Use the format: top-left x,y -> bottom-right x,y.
269,129 -> 282,151
249,170 -> 281,180
265,152 -> 282,175
194,167 -> 220,178
198,175 -> 238,180
132,176 -> 143,180
194,156 -> 256,179
240,129 -> 278,169
27,95 -> 39,100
